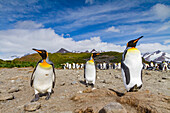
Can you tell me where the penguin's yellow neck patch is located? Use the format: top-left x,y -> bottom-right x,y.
39,60 -> 52,69
88,59 -> 94,64
128,47 -> 139,52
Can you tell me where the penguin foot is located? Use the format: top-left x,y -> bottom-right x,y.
45,92 -> 51,100
91,84 -> 94,88
31,94 -> 39,102
86,83 -> 88,87
129,84 -> 142,92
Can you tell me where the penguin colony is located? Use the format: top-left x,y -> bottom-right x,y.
30,36 -> 169,101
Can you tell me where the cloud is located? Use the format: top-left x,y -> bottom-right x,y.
1,21 -> 170,60
106,26 -> 120,33
134,27 -> 149,33
151,3 -> 170,21
138,43 -> 170,54
164,40 -> 170,44
157,21 -> 170,32
0,21 -> 125,60
85,0 -> 95,4
14,21 -> 44,29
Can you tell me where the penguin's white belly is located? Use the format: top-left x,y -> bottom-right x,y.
123,50 -> 143,90
33,65 -> 53,93
85,63 -> 96,83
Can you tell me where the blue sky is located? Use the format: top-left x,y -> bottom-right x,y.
0,0 -> 170,59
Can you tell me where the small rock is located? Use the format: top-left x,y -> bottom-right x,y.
145,72 -> 151,75
0,93 -> 14,101
74,107 -> 94,113
0,81 -> 3,84
71,96 -> 80,101
83,88 -> 92,93
114,75 -> 121,79
99,80 -> 105,83
162,77 -> 166,80
24,102 -> 41,112
99,102 -> 127,113
71,81 -> 78,85
74,109 -> 83,113
84,107 -> 94,113
77,91 -> 83,93
60,82 -> 65,86
8,87 -> 20,93
11,80 -> 15,83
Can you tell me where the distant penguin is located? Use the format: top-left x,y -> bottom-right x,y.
68,63 -> 72,69
121,36 -> 143,92
72,63 -> 76,69
30,48 -> 56,102
117,63 -> 121,69
84,53 -> 99,87
103,62 -> 107,70
112,63 -> 116,69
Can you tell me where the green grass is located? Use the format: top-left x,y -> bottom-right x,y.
0,60 -> 36,68
1,51 -> 147,68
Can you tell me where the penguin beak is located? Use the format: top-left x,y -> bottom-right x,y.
96,53 -> 100,55
133,36 -> 143,43
32,48 -> 42,53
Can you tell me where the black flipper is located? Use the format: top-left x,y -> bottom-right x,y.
52,64 -> 56,88
30,60 -> 42,87
84,64 -> 86,79
121,62 -> 130,85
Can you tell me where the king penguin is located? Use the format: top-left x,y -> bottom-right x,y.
84,53 -> 99,87
30,48 -> 56,102
121,36 -> 143,92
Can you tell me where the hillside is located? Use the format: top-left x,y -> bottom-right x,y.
2,51 -> 123,68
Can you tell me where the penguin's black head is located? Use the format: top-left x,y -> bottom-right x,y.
32,48 -> 48,59
127,36 -> 143,48
92,53 -> 100,58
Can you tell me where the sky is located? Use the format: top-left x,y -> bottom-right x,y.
0,0 -> 170,60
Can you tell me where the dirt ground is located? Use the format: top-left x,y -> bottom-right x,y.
0,68 -> 169,113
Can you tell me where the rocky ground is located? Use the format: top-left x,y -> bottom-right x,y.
0,68 -> 169,113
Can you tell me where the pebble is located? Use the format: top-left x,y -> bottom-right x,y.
60,82 -> 66,86
8,87 -> 20,93
71,81 -> 78,85
24,102 -> 41,112
162,77 -> 166,80
0,81 -> 3,84
83,88 -> 92,93
99,102 -> 127,113
0,93 -> 14,101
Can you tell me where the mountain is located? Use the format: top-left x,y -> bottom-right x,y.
56,48 -> 70,53
143,50 -> 170,62
90,49 -> 98,53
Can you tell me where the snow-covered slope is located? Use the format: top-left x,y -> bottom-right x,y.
143,50 -> 170,62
